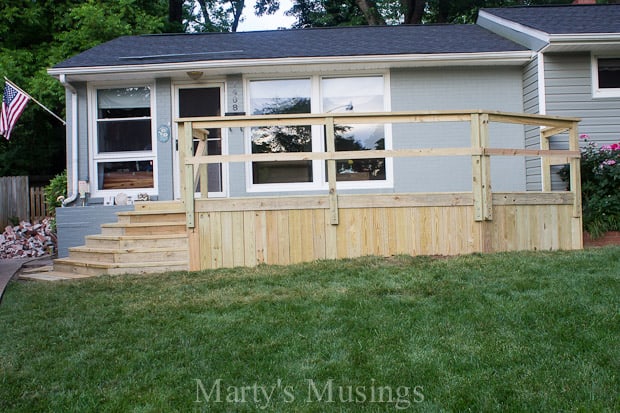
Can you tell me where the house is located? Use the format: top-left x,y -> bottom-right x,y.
45,4 -> 619,274
477,4 -> 620,189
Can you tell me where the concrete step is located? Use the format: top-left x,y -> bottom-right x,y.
54,258 -> 188,276
100,222 -> 186,236
84,234 -> 188,249
67,246 -> 188,264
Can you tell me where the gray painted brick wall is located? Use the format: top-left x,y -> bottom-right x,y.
56,205 -> 134,258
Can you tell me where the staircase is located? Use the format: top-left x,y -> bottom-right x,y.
39,201 -> 188,279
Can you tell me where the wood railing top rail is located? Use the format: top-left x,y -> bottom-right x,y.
176,109 -> 580,129
175,110 -> 582,230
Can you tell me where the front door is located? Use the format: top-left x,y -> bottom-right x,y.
173,84 -> 226,198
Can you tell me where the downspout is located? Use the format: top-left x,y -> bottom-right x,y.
59,74 -> 79,206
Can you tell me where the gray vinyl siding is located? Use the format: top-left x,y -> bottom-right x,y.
390,66 -> 525,192
522,55 -> 542,191
545,53 -> 620,144
544,53 -> 620,189
225,67 -> 527,196
226,74 -> 248,198
76,83 -> 89,183
155,78 -> 174,201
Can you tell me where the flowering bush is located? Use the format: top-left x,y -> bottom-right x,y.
559,135 -> 620,238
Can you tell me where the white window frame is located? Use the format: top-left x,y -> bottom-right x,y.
244,72 -> 393,193
88,82 -> 158,199
591,55 -> 620,98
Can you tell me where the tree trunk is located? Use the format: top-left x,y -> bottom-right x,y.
196,0 -> 214,28
230,0 -> 245,32
168,0 -> 183,25
355,0 -> 386,26
403,0 -> 425,24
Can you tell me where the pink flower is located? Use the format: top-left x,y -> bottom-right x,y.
601,159 -> 616,167
579,134 -> 589,140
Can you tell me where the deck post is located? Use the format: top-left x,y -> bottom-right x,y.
568,121 -> 583,249
182,121 -> 195,228
540,128 -> 552,192
195,129 -> 209,198
471,113 -> 492,222
325,116 -> 339,225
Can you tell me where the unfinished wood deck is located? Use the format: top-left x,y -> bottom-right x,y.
176,110 -> 582,271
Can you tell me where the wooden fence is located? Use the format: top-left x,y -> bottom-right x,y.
0,176 -> 48,228
29,186 -> 47,222
176,110 -> 582,270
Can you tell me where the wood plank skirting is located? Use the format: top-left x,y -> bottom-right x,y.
175,110 -> 583,271
188,193 -> 580,270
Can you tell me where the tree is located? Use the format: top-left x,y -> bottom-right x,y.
278,0 -> 580,27
0,0 -> 171,179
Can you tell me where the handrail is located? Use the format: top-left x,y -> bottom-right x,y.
175,110 -> 581,229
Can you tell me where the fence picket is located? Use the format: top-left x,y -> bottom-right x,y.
0,176 -> 29,227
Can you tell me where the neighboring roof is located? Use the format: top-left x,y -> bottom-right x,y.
51,24 -> 527,70
481,4 -> 620,35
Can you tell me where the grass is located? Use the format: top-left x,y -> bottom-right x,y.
1,247 -> 619,412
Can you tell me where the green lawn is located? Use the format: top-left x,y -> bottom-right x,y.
1,247 -> 619,412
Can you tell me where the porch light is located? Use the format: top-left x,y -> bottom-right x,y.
186,71 -> 204,80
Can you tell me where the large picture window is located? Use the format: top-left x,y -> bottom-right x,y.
92,86 -> 155,193
247,75 -> 390,190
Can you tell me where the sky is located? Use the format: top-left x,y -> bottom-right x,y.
237,0 -> 296,31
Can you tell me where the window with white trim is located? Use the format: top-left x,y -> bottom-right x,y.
322,76 -> 386,182
249,79 -> 313,185
246,75 -> 391,190
92,86 -> 156,195
593,57 -> 620,98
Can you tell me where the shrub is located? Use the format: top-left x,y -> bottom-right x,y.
44,170 -> 67,218
560,135 -> 620,238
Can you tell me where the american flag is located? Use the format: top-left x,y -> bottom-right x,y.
1,82 -> 30,140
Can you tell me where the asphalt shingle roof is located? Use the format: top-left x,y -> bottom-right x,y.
482,4 -> 620,35
53,24 -> 527,69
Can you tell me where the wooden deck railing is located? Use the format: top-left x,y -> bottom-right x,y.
177,110 -> 581,223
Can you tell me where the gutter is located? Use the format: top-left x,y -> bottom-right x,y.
46,51 -> 534,78
59,74 -> 79,207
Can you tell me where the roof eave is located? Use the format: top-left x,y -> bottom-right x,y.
478,10 -> 550,44
48,51 -> 534,79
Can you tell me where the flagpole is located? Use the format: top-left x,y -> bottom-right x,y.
4,77 -> 66,125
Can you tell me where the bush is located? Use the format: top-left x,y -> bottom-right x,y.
560,136 -> 620,238
44,170 -> 67,218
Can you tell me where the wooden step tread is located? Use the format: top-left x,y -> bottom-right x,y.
20,271 -> 94,281
86,234 -> 187,241
69,246 -> 188,254
101,222 -> 186,228
116,210 -> 184,216
54,258 -> 188,269
133,201 -> 183,212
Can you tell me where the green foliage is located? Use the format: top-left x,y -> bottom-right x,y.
0,0 -> 170,179
44,170 -> 68,218
560,136 -> 620,238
